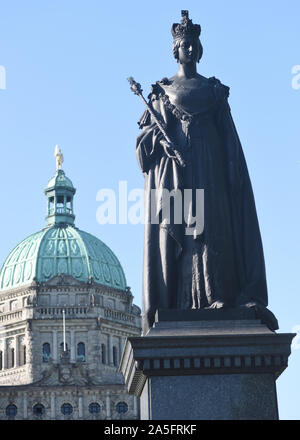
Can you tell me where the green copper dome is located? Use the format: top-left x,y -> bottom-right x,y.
0,225 -> 127,291
0,151 -> 127,292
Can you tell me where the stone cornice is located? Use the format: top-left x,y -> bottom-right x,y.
0,325 -> 27,338
0,383 -> 129,394
0,366 -> 28,380
38,276 -> 130,298
0,287 -> 36,300
103,308 -> 137,324
100,324 -> 141,338
120,331 -> 295,396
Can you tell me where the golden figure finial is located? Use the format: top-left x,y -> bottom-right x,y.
54,144 -> 64,170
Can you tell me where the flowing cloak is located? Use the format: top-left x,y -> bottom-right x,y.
136,76 -> 269,335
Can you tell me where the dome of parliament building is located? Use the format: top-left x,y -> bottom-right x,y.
0,152 -> 141,420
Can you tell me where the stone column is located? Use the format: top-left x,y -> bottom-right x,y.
23,393 -> 28,419
78,395 -> 83,418
106,392 -> 111,419
70,330 -> 76,363
25,324 -> 34,382
15,335 -> 19,367
7,339 -> 13,368
50,392 -> 55,419
52,330 -> 58,363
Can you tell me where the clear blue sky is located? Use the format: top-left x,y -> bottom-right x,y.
0,0 -> 299,419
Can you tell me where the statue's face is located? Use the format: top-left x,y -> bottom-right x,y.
178,36 -> 198,64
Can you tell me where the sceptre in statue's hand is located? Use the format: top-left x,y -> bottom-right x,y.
127,77 -> 185,167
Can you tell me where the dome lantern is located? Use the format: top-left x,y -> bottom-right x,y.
45,146 -> 76,226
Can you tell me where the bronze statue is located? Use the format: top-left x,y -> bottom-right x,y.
131,11 -> 277,335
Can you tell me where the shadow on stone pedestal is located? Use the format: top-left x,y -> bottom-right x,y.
119,309 -> 295,420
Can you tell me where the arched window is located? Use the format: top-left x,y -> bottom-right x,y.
101,344 -> 106,364
9,348 -> 15,368
61,403 -> 73,415
116,402 -> 128,414
33,403 -> 45,417
20,346 -> 26,366
88,402 -> 101,414
0,351 -> 2,370
6,404 -> 17,417
60,342 -> 68,353
42,343 -> 51,362
113,346 -> 118,367
77,342 -> 86,362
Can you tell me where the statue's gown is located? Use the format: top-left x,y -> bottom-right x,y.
136,76 -> 268,334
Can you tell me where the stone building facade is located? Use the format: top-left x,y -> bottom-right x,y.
0,158 -> 141,420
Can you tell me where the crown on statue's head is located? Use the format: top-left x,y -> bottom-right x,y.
171,10 -> 201,41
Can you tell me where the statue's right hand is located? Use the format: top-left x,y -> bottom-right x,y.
159,139 -> 186,167
160,139 -> 176,155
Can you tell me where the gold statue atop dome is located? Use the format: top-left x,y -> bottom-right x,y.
54,144 -> 64,170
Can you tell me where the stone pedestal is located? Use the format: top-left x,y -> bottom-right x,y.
120,309 -> 295,420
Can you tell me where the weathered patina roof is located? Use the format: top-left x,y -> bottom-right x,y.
0,225 -> 127,291
0,158 -> 127,291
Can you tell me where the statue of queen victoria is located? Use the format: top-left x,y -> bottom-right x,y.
132,11 -> 277,335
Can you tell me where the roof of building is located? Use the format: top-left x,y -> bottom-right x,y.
0,225 -> 127,291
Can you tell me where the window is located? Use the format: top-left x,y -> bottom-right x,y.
58,295 -> 68,305
10,300 -> 18,311
0,351 -> 2,370
77,295 -> 86,305
20,346 -> 26,366
66,197 -> 72,214
61,403 -> 73,415
49,197 -> 54,214
60,342 -> 68,353
38,295 -> 49,306
113,346 -> 118,367
9,348 -> 15,368
77,342 -> 86,362
101,344 -> 106,364
6,404 -> 17,417
116,402 -> 128,414
42,343 -> 51,362
88,402 -> 101,414
33,403 -> 45,417
56,195 -> 65,213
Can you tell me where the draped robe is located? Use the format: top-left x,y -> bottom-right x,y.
136,76 -> 269,335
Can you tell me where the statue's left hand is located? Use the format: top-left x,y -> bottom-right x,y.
160,139 -> 186,167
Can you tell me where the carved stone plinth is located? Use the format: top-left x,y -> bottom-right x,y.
120,309 -> 295,420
